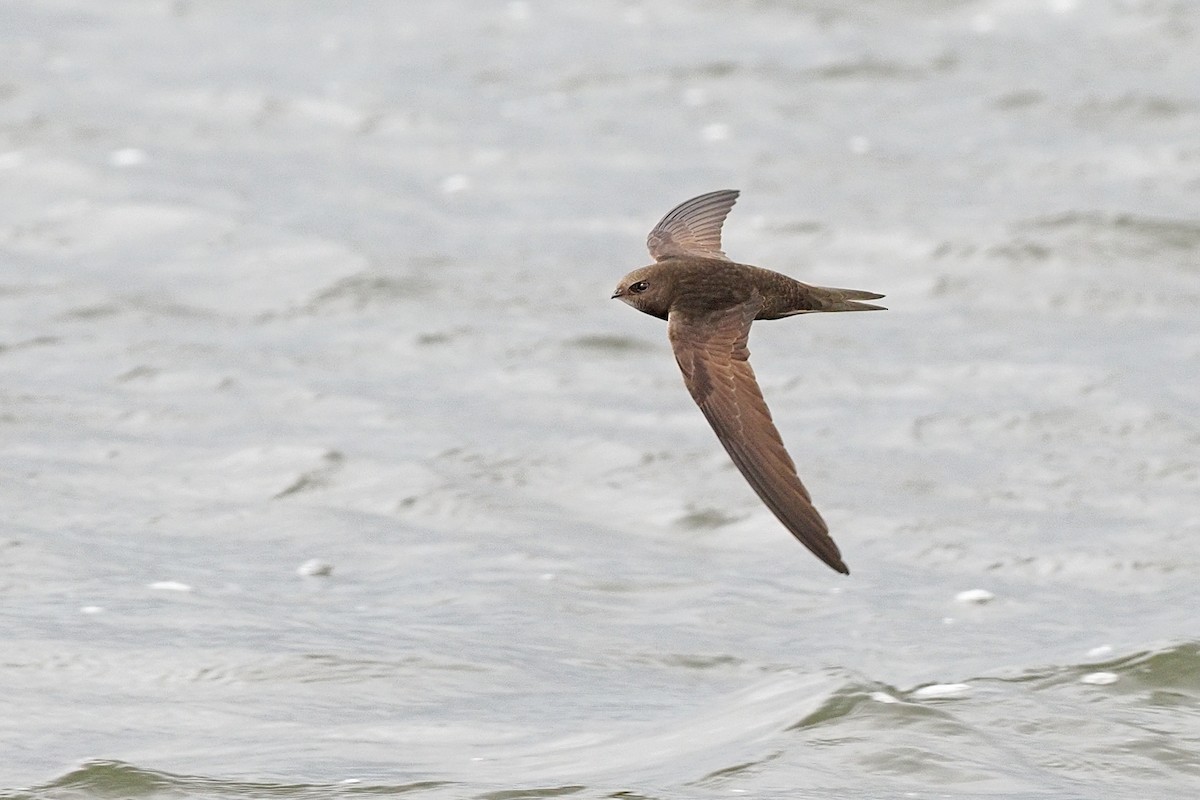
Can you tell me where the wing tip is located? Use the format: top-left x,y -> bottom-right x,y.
812,542 -> 850,575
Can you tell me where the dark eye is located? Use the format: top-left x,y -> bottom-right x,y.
629,281 -> 649,294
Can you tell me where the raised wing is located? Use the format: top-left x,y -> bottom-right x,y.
667,297 -> 849,574
647,189 -> 740,262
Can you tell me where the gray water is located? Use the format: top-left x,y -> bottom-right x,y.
2,1 -> 1199,798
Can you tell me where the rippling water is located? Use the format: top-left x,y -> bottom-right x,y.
2,1 -> 1198,798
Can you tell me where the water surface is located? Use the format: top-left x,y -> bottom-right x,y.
1,1 -> 1198,798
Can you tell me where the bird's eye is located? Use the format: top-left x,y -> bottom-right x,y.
629,281 -> 649,294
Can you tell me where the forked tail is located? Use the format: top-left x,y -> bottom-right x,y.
782,284 -> 886,315
815,286 -> 886,312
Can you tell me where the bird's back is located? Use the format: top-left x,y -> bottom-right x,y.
663,257 -> 758,316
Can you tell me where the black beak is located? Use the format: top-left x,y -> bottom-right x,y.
611,289 -> 623,299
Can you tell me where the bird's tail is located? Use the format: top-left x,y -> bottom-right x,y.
805,285 -> 887,313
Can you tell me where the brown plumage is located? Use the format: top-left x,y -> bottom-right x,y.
611,190 -> 884,575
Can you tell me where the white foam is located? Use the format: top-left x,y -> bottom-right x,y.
297,559 -> 333,577
1080,672 -> 1119,686
911,683 -> 971,700
441,174 -> 471,194
148,581 -> 193,592
109,147 -> 147,167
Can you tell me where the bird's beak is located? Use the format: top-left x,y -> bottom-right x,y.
611,288 -> 623,299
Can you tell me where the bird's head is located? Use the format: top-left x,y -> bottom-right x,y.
611,264 -> 672,320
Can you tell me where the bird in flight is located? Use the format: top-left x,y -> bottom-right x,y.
611,190 -> 884,574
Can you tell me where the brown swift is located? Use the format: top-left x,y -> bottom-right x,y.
611,190 -> 884,575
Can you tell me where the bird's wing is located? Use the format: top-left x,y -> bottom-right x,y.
667,297 -> 849,574
647,189 -> 740,262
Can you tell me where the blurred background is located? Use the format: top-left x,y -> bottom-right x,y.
1,1 -> 1198,798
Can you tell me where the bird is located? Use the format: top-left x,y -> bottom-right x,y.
611,190 -> 884,574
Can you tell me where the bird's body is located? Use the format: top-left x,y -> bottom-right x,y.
611,190 -> 884,575
617,256 -> 883,321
